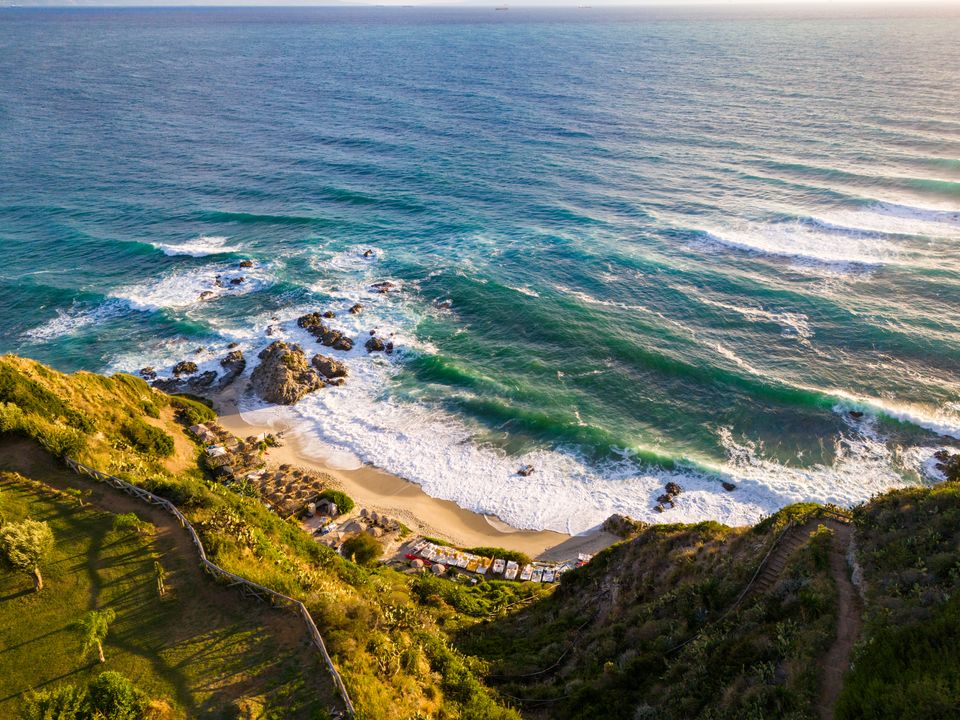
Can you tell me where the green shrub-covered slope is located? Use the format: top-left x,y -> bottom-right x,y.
1,354 -> 958,720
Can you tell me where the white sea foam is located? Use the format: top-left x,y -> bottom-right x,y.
23,301 -> 126,342
694,294 -> 813,341
809,202 -> 960,242
153,235 -> 241,257
508,285 -> 540,298
699,220 -> 902,270
109,264 -> 271,312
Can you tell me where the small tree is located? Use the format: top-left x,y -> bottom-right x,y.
341,533 -> 383,566
0,519 -> 54,592
76,608 -> 117,664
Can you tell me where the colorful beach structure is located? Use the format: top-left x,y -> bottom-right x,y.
405,539 -> 590,583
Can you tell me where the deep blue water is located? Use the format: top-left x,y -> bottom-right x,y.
2,6 -> 959,532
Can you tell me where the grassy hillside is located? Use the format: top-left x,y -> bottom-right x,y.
2,353 -> 958,720
458,511 -> 839,720
0,355 -> 522,720
0,467 -> 330,719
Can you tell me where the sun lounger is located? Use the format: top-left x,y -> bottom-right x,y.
519,564 -> 533,581
504,561 -> 519,580
542,569 -> 556,583
531,569 -> 543,582
476,558 -> 491,575
492,559 -> 506,575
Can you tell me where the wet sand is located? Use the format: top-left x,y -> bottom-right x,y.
209,385 -> 617,561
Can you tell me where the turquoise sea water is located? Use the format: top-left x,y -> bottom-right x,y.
2,6 -> 959,532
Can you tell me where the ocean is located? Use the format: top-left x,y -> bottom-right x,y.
2,5 -> 959,534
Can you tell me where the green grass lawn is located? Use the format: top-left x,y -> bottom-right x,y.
0,470 -> 334,719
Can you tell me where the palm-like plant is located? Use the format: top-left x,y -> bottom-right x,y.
76,608 -> 117,664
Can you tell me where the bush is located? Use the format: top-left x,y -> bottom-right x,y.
464,546 -> 531,567
21,672 -> 151,720
342,533 -> 383,566
169,395 -> 216,426
87,671 -> 144,720
836,598 -> 960,720
120,420 -> 175,457
318,489 -> 354,515
112,513 -> 149,535
21,683 -> 87,719
144,476 -> 211,508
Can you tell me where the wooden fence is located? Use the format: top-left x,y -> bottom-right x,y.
65,458 -> 355,717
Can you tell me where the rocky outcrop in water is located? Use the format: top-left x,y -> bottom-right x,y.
173,361 -> 198,376
250,341 -> 324,405
934,450 -> 960,482
296,312 -> 354,351
218,350 -> 246,389
312,353 -> 348,381
365,336 -> 386,353
349,303 -> 363,315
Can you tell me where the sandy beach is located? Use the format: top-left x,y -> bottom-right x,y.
209,385 -> 617,561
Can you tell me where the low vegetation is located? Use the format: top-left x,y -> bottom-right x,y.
837,482 -> 960,719
23,670 -> 169,720
458,513 -> 837,719
1,354 -> 958,720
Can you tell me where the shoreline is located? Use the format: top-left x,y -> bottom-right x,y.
208,384 -> 618,561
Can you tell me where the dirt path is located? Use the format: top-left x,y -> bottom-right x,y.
818,520 -> 862,720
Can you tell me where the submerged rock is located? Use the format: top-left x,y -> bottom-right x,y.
517,464 -> 535,477
322,310 -> 336,319
370,281 -> 396,294
239,259 -> 254,268
230,277 -> 245,285
664,482 -> 683,497
312,353 -> 348,380
349,303 -> 363,315
363,249 -> 375,258
722,481 -> 737,492
250,341 -> 324,405
139,367 -> 157,380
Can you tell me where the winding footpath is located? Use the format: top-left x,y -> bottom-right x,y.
818,520 -> 862,720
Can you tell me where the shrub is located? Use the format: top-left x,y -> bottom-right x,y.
318,489 -> 354,515
120,420 -> 175,457
112,513 -> 149,535
144,476 -> 211,508
464,546 -> 531,567
169,394 -> 216,426
87,671 -> 144,720
342,533 -> 383,566
21,683 -> 87,720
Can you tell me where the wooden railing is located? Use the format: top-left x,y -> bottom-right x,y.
65,458 -> 355,717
